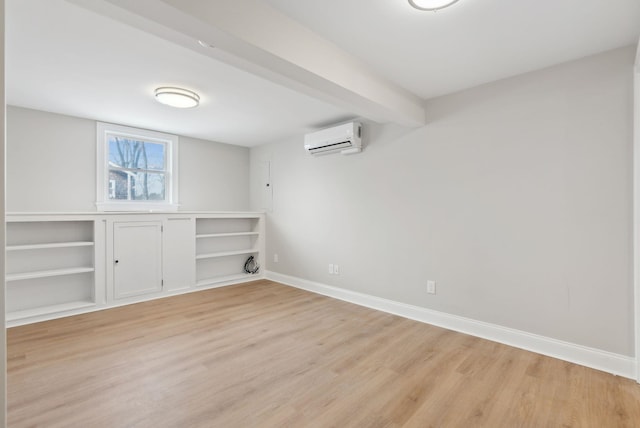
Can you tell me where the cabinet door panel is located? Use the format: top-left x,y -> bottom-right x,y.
163,218 -> 195,291
114,221 -> 162,299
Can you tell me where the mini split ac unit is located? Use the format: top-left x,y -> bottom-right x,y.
304,122 -> 362,156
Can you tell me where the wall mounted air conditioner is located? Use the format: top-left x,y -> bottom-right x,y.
304,122 -> 362,156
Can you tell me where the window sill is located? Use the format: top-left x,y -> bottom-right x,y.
96,202 -> 180,212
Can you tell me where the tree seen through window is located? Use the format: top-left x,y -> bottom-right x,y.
107,137 -> 167,201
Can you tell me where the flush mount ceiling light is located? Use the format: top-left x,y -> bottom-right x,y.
154,87 -> 200,108
408,0 -> 460,11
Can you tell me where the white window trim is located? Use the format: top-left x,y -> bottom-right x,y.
96,122 -> 179,212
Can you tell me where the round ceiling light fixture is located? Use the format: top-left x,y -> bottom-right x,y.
154,87 -> 200,108
408,0 -> 460,11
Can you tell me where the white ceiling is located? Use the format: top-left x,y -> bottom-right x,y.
265,0 -> 640,99
6,0 -> 640,147
6,0 -> 352,146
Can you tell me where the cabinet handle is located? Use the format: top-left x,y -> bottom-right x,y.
114,260 -> 119,264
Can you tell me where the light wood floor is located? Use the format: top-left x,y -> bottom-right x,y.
7,280 -> 640,427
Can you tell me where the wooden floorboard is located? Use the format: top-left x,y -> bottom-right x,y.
7,279 -> 640,427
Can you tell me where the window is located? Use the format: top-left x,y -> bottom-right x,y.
97,123 -> 179,211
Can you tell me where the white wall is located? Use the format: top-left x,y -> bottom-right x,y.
1,0 -> 7,423
250,46 -> 636,356
7,106 -> 250,212
179,134 -> 249,211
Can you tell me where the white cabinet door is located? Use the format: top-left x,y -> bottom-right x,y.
163,218 -> 195,291
113,221 -> 163,299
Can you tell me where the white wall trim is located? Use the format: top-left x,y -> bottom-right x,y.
266,270 -> 636,379
633,39 -> 640,383
96,122 -> 179,211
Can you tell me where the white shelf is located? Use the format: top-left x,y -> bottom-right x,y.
196,273 -> 257,287
196,232 -> 259,239
6,267 -> 95,282
195,249 -> 258,260
7,300 -> 96,322
7,241 -> 95,251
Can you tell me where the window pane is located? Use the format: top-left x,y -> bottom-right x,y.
108,136 -> 166,171
109,170 -> 166,201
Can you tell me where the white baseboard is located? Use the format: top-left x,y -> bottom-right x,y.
266,270 -> 636,380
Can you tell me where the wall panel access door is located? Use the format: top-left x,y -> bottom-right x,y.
113,221 -> 162,299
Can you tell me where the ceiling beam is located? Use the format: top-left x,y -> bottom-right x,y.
71,0 -> 427,127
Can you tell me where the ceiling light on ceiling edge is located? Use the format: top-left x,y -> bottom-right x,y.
154,87 -> 200,108
198,40 -> 215,49
408,0 -> 460,11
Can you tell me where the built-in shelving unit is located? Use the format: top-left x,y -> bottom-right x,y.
6,211 -> 264,326
195,216 -> 262,286
6,219 -> 96,323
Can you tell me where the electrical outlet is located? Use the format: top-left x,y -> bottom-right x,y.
273,253 -> 279,263
427,280 -> 436,294
328,264 -> 334,274
334,264 -> 340,275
